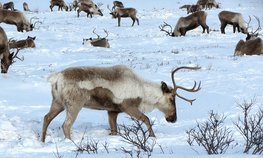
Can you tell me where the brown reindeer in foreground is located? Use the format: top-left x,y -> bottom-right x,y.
234,16 -> 263,56
9,36 -> 36,49
159,11 -> 209,36
82,29 -> 110,48
41,65 -> 201,142
218,10 -> 248,34
0,9 -> 35,32
0,27 -> 23,73
108,5 -> 139,27
50,0 -> 68,11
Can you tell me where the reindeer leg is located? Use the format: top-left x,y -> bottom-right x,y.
131,17 -> 135,26
136,18 -> 139,26
120,98 -> 155,137
77,9 -> 80,17
108,111 -> 119,135
118,17 -> 121,27
41,100 -> 64,142
220,23 -> 227,34
62,104 -> 82,140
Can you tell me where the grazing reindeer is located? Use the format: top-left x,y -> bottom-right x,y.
234,16 -> 263,56
108,5 -> 139,27
196,0 -> 219,9
187,5 -> 202,14
9,36 -> 36,49
77,2 -> 103,18
0,27 -> 23,73
218,11 -> 248,34
82,29 -> 110,48
41,65 -> 201,142
159,11 -> 209,36
23,2 -> 30,11
0,9 -> 35,32
3,1 -> 15,11
50,0 -> 68,11
112,1 -> 124,10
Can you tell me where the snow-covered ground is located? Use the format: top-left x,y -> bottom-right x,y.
0,0 -> 262,157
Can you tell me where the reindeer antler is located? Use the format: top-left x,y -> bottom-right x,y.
92,28 -> 100,38
103,29 -> 109,38
107,4 -> 113,12
159,22 -> 173,36
252,15 -> 261,35
171,66 -> 201,105
11,48 -> 24,64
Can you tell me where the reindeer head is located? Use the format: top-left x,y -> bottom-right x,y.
246,16 -> 261,41
159,22 -> 175,37
159,66 -> 201,122
1,49 -> 24,73
83,29 -> 110,48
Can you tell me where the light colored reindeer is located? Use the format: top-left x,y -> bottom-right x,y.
41,65 -> 201,142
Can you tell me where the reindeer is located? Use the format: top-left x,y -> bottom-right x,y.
41,65 -> 201,142
187,5 -> 202,14
112,1 -> 124,10
0,2 -> 2,9
9,36 -> 36,49
0,27 -> 23,73
218,10 -> 248,34
196,0 -> 219,9
234,16 -> 263,56
108,6 -> 139,27
82,29 -> 110,48
23,2 -> 30,11
0,9 -> 36,32
77,2 -> 103,18
50,0 -> 68,11
159,11 -> 209,36
3,1 -> 15,11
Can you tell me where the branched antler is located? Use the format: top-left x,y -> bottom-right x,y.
171,66 -> 201,105
159,22 -> 173,36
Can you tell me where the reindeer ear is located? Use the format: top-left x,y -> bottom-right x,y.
32,36 -> 36,40
161,81 -> 171,93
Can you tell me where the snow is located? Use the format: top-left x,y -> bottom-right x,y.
0,0 -> 263,157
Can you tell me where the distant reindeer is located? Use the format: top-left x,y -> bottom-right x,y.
83,29 -> 110,48
196,0 -> 219,9
234,16 -> 263,56
159,11 -> 209,36
218,10 -> 248,34
77,2 -> 103,18
112,1 -> 124,10
3,1 -> 15,11
187,5 -> 202,14
108,5 -> 139,27
0,9 -> 36,32
23,2 -> 30,11
41,65 -> 201,142
50,0 -> 69,11
9,36 -> 36,49
0,26 -> 23,73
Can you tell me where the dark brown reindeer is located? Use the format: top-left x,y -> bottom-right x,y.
0,27 -> 23,73
23,2 -> 30,11
82,29 -> 110,48
50,0 -> 69,11
108,5 -> 139,27
159,11 -> 209,36
234,16 -> 263,56
112,1 -> 124,10
218,10 -> 248,34
196,0 -> 219,9
41,65 -> 201,142
0,9 -> 36,32
9,36 -> 36,49
3,1 -> 15,11
77,2 -> 103,18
